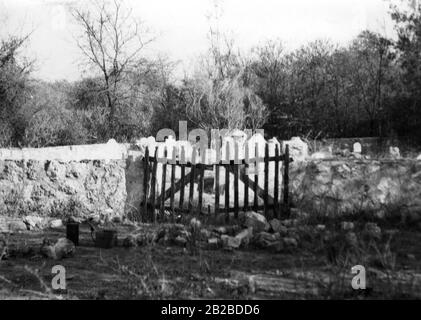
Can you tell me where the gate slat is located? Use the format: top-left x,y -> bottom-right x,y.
264,143 -> 269,218
150,147 -> 158,222
170,148 -> 176,220
274,144 -> 280,219
160,147 -> 167,218
198,163 -> 204,214
244,143 -> 249,211
215,164 -> 220,217
225,142 -> 230,222
253,143 -> 259,211
179,146 -> 185,210
234,142 -> 239,219
188,147 -> 197,214
143,147 -> 150,222
283,144 -> 290,217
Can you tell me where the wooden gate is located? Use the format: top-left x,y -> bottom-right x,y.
141,142 -> 292,222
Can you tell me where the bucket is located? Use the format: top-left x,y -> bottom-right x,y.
93,229 -> 117,249
66,222 -> 79,246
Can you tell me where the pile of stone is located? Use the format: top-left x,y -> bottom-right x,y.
0,215 -> 65,233
122,210 -> 305,253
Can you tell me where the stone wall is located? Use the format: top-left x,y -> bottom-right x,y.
0,139 -> 420,219
0,140 -> 147,218
289,159 -> 421,215
0,159 -> 128,217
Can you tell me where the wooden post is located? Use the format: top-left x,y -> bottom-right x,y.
143,147 -> 150,222
274,144 -> 280,219
150,147 -> 158,223
215,163 -> 220,217
170,148 -> 176,221
253,143 -> 259,211
160,147 -> 167,218
244,143 -> 249,212
179,146 -> 185,211
264,143 -> 269,218
225,142 -> 230,222
198,163 -> 204,215
283,144 -> 290,217
234,142 -> 239,219
188,147 -> 197,214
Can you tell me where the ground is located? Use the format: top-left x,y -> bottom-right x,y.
0,214 -> 420,300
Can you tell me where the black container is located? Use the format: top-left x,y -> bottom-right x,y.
94,229 -> 117,249
66,222 -> 79,246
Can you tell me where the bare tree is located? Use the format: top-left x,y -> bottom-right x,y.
71,0 -> 154,137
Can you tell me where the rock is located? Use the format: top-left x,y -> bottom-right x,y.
23,216 -> 46,230
41,238 -> 75,260
316,224 -> 326,232
254,232 -> 280,248
67,216 -> 83,224
341,221 -> 354,231
235,228 -> 253,247
282,137 -> 309,162
389,146 -> 401,159
208,238 -> 220,249
244,211 -> 269,232
311,151 -> 331,159
208,237 -> 220,249
8,220 -> 28,232
269,219 -> 287,234
351,152 -> 363,159
417,154 -> 421,161
340,149 -> 351,157
221,235 -> 241,250
214,226 -> 227,234
200,229 -> 212,241
281,219 -> 298,227
364,222 -> 381,239
282,237 -> 298,248
49,219 -> 63,229
214,225 -> 242,236
269,219 -> 281,232
290,208 -> 309,221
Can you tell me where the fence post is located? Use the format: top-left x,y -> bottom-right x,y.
264,143 -> 269,218
215,163 -> 220,218
150,147 -> 158,223
160,147 -> 167,219
198,162 -> 205,215
253,143 -> 259,211
179,146 -> 185,211
234,142 -> 239,219
143,146 -> 150,222
188,147 -> 197,214
170,147 -> 176,221
244,143 -> 249,212
225,142 -> 230,222
274,144 -> 280,219
283,144 -> 290,217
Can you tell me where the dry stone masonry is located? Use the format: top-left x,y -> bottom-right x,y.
0,135 -> 420,220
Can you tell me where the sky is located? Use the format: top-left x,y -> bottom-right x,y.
0,0 -> 396,82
